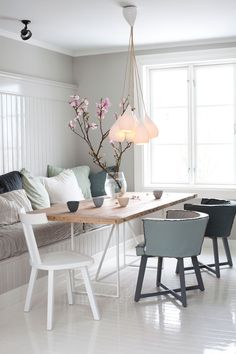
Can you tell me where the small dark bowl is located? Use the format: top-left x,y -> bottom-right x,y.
93,197 -> 104,208
67,201 -> 79,212
153,190 -> 163,200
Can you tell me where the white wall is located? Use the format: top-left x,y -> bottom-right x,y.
0,36 -> 74,84
0,36 -> 77,176
0,72 -> 77,176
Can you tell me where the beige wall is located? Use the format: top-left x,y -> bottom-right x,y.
72,52 -> 135,191
0,36 -> 73,84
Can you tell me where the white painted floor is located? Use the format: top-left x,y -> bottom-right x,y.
0,244 -> 236,354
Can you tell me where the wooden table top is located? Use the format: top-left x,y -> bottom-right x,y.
40,192 -> 197,225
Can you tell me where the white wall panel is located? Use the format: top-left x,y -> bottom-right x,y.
0,71 -> 78,176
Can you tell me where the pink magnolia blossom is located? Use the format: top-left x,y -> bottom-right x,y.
69,95 -> 80,107
89,123 -> 98,130
68,120 -> 76,129
96,97 -> 111,119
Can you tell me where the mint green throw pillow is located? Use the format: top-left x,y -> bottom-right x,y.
47,165 -> 92,199
21,169 -> 50,210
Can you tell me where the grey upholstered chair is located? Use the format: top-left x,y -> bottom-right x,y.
181,202 -> 236,278
134,210 -> 209,307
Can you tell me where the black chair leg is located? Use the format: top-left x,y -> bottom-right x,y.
134,256 -> 148,302
156,257 -> 163,286
212,238 -> 220,278
178,258 -> 187,307
175,259 -> 180,274
192,256 -> 204,291
222,238 -> 233,267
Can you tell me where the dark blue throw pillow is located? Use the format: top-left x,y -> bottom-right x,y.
0,171 -> 23,194
89,166 -> 116,197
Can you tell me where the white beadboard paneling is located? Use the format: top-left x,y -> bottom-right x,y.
0,71 -> 78,175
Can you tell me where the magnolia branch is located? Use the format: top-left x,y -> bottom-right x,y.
68,95 -> 132,188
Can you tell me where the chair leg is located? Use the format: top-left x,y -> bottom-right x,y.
222,238 -> 233,267
156,257 -> 163,286
24,267 -> 38,312
81,267 -> 100,321
192,256 -> 204,291
175,259 -> 179,274
212,238 -> 220,278
66,270 -> 73,305
178,258 -> 187,307
134,256 -> 148,302
47,270 -> 54,331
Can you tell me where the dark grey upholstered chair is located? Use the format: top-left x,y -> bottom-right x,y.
181,202 -> 236,278
134,210 -> 209,307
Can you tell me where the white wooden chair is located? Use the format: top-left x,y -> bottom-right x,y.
19,212 -> 100,330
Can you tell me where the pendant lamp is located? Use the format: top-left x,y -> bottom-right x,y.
109,5 -> 158,144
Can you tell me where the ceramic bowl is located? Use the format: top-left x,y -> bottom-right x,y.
93,197 -> 104,208
153,190 -> 163,200
117,197 -> 129,207
67,201 -> 79,212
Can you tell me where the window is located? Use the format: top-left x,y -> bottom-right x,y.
140,58 -> 236,189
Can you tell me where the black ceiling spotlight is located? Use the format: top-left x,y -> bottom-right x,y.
20,20 -> 32,40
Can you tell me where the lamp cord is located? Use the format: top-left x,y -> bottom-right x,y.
121,25 -> 147,119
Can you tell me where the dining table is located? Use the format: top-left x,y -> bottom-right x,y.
41,192 -> 197,297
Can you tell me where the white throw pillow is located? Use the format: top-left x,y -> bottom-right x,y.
42,169 -> 84,204
0,189 -> 32,212
0,197 -> 21,225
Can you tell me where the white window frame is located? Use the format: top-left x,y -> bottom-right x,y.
134,47 -> 236,196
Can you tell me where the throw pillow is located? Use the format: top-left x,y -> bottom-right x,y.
0,171 -> 23,194
47,164 -> 92,199
21,169 -> 50,210
43,169 -> 84,204
89,166 -> 116,197
0,189 -> 32,212
0,197 -> 20,225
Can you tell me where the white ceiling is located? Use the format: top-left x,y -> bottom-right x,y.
1,0 -> 236,57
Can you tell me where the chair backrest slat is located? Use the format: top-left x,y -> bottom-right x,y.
19,213 -> 48,265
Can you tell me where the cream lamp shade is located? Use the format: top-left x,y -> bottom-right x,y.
144,114 -> 159,139
132,120 -> 149,144
117,105 -> 136,133
108,121 -> 126,142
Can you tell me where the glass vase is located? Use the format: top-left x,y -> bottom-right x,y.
104,172 -> 127,199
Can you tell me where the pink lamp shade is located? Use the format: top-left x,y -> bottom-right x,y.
133,121 -> 149,144
144,114 -> 159,139
109,121 -> 126,142
125,130 -> 136,142
118,105 -> 137,133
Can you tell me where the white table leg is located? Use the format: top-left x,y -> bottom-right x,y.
93,224 -> 121,297
123,223 -> 126,267
115,224 -> 120,298
71,222 -> 74,250
70,223 -> 75,291
73,223 -> 121,298
95,225 -> 115,281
